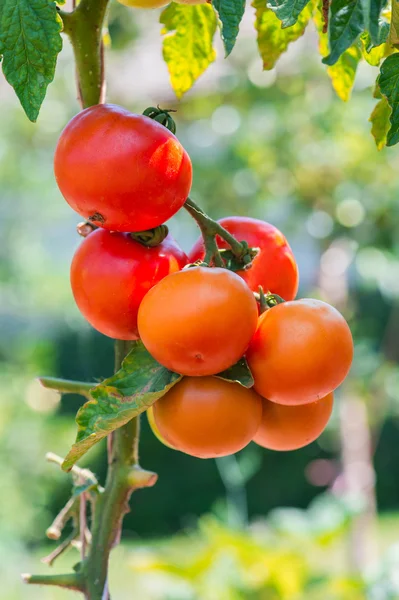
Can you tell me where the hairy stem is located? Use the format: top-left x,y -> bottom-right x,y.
59,0 -> 109,108
22,572 -> 84,592
38,377 -> 93,398
184,197 -> 248,265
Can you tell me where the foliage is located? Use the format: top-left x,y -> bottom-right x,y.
0,0 -> 398,148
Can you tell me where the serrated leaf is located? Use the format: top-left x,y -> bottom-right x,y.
322,0 -> 364,66
0,0 -> 63,122
216,358 -> 254,388
378,54 -> 399,146
160,3 -> 216,98
213,0 -> 246,56
268,0 -> 312,28
253,0 -> 313,70
369,96 -> 391,149
62,342 -> 182,471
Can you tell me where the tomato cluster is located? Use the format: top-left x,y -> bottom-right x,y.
55,103 -> 353,461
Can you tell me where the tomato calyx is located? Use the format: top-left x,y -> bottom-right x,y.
130,224 -> 169,247
142,106 -> 177,134
254,287 -> 285,313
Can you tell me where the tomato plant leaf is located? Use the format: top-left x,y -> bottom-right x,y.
322,0 -> 364,66
378,54 -> 399,146
216,358 -> 254,388
362,0 -> 387,45
369,96 -> 391,149
160,3 -> 217,99
0,0 -> 63,122
213,0 -> 246,56
389,0 -> 399,45
360,29 -> 389,66
253,0 -> 313,70
62,342 -> 182,471
268,0 -> 312,28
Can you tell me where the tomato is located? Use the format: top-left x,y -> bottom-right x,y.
246,299 -> 353,405
254,393 -> 334,451
188,216 -> 299,300
117,0 -> 169,7
54,104 -> 192,232
138,266 -> 258,376
153,376 -> 262,458
70,228 -> 187,340
147,406 -> 175,449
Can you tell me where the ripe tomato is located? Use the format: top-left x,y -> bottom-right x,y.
70,228 -> 187,340
246,299 -> 353,405
138,266 -> 258,376
188,216 -> 299,300
254,393 -> 334,451
147,406 -> 175,449
153,376 -> 262,458
117,0 -> 169,7
54,104 -> 192,232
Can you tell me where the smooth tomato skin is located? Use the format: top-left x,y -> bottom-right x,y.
188,216 -> 299,300
153,377 -> 263,458
147,406 -> 175,449
254,393 -> 334,451
54,104 -> 192,232
70,228 -> 188,340
117,0 -> 169,7
246,299 -> 353,405
138,266 -> 259,376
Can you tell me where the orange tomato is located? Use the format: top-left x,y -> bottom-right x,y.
246,299 -> 353,405
254,393 -> 334,451
153,376 -> 263,458
138,266 -> 258,376
147,406 -> 175,449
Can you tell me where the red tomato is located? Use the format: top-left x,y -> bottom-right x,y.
54,104 -> 192,232
253,393 -> 334,451
70,228 -> 187,340
188,216 -> 299,300
246,299 -> 353,405
138,266 -> 259,376
153,376 -> 262,458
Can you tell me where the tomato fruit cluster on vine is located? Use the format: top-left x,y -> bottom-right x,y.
55,103 -> 353,460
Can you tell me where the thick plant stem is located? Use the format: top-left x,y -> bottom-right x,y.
59,0 -> 109,108
82,341 -> 151,599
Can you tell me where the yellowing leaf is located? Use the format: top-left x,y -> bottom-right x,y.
369,96 -> 391,149
160,3 -> 217,98
314,9 -> 361,101
253,0 -> 314,70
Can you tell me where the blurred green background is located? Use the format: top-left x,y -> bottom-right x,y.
1,3 -> 399,598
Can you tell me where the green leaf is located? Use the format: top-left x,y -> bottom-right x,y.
362,0 -> 387,44
0,0 -> 63,122
268,0 -> 312,28
213,0 -> 246,56
369,96 -> 391,149
322,0 -> 364,66
216,358 -> 254,388
253,0 -> 313,70
327,45 -> 362,101
389,0 -> 399,45
62,342 -> 182,471
378,54 -> 399,146
360,28 -> 389,66
160,3 -> 217,99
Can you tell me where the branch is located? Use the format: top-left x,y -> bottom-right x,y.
59,0 -> 110,108
38,377 -> 94,399
22,572 -> 84,592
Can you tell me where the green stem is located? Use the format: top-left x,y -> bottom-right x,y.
59,0 -> 110,108
38,377 -> 93,398
22,573 -> 84,592
184,197 -> 248,266
83,341 -> 156,600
